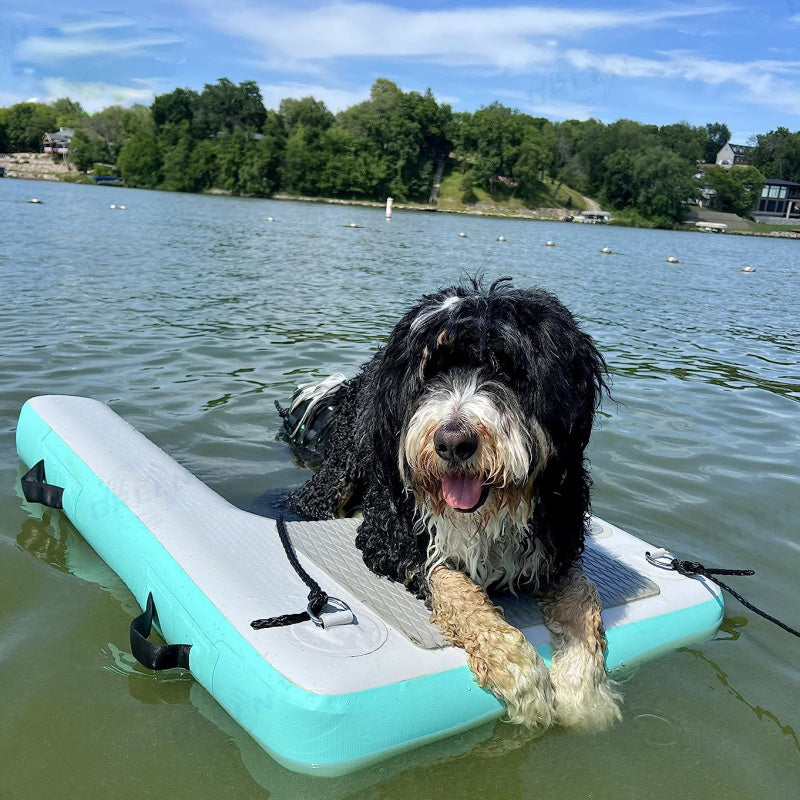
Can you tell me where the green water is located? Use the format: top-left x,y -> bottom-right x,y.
1,179 -> 799,800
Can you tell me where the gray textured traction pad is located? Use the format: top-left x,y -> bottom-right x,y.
287,518 -> 659,650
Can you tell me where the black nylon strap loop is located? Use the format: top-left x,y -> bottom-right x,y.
646,551 -> 800,640
250,515 -> 329,629
21,460 -> 64,509
130,593 -> 192,671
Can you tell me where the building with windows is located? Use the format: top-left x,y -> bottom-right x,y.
715,142 -> 751,167
753,178 -> 800,223
42,127 -> 74,158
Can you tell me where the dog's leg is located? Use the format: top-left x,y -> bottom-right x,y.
429,566 -> 555,728
539,565 -> 622,730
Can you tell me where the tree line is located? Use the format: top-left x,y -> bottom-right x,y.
2,77 -> 800,225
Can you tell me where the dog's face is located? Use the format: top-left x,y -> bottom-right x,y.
370,279 -> 606,587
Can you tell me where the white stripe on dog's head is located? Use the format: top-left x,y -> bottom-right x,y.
409,294 -> 463,334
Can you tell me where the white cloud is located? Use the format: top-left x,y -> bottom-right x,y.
565,48 -> 800,117
192,1 -> 728,72
258,81 -> 371,113
57,17 -> 136,35
40,77 -> 158,112
527,98 -> 597,120
16,31 -> 183,64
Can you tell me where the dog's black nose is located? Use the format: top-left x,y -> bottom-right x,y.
434,423 -> 479,462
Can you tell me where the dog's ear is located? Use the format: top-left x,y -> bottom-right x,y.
507,290 -> 608,450
361,314 -> 426,494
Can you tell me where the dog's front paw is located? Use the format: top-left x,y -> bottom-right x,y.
474,628 -> 556,728
549,656 -> 622,731
430,566 -> 556,728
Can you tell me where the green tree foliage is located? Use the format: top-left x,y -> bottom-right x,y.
749,127 -> 800,182
50,97 -> 87,129
193,79 -> 267,138
337,79 -> 452,201
703,165 -> 765,215
4,76 -> 778,225
68,129 -> 113,171
116,108 -> 161,189
602,145 -> 699,223
4,102 -> 58,151
704,122 -> 731,164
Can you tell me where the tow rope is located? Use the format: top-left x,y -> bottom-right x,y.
251,515 -> 353,630
646,549 -> 800,639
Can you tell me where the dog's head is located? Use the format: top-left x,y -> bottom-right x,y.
371,277 -> 607,532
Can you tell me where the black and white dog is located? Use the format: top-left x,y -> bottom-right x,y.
282,277 -> 621,730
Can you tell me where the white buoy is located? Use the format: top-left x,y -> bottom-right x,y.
497,235 -> 506,242
119,205 -> 126,210
110,204 -> 116,209
742,266 -> 756,273
459,232 -> 467,238
29,198 -> 42,204
601,247 -> 612,254
266,216 -> 274,222
545,240 -> 554,247
666,256 -> 679,263
385,197 -> 393,219
348,222 -> 357,228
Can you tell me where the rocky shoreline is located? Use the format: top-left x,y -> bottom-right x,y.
0,152 -> 78,180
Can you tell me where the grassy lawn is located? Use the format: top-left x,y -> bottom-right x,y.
436,170 -> 587,215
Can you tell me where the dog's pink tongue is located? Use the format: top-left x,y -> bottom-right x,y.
441,475 -> 483,510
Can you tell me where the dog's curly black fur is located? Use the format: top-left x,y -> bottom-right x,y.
283,276 -> 608,601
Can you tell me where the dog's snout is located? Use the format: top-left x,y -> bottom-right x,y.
433,423 -> 479,462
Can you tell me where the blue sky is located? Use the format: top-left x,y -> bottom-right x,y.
3,1 -> 800,143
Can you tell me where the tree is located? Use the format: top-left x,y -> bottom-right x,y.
4,102 -> 58,151
68,128 -> 113,171
704,165 -> 765,215
749,127 -> 800,182
704,122 -> 731,164
602,145 -> 699,223
158,121 -> 197,192
659,122 -> 706,164
50,97 -> 87,129
194,79 -> 267,138
116,109 -> 161,188
152,87 -> 199,128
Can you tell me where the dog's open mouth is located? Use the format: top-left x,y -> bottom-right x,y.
441,474 -> 489,513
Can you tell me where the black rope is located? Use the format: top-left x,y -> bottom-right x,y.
648,553 -> 800,639
250,515 -> 329,629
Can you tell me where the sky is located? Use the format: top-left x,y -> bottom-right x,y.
3,1 -> 800,143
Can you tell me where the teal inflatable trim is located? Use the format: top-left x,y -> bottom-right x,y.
15,399 -> 503,776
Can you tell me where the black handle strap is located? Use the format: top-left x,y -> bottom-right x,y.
130,593 -> 192,671
21,460 -> 64,509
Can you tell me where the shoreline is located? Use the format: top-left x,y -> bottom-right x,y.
4,156 -> 798,239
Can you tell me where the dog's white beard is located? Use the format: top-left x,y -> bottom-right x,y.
420,498 -> 551,593
402,371 -> 552,592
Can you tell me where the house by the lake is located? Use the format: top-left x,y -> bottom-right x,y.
752,178 -> 800,223
716,142 -> 751,167
42,127 -> 74,158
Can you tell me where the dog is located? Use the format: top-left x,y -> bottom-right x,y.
281,276 -> 622,730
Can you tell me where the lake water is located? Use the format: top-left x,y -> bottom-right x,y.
1,178 -> 799,800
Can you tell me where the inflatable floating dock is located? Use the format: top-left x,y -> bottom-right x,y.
16,395 -> 723,776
